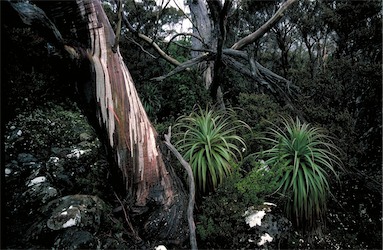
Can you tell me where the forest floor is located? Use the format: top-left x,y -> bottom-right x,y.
3,99 -> 382,249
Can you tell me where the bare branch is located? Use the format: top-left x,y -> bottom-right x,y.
164,126 -> 197,250
173,0 -> 195,32
222,48 -> 248,59
167,32 -> 204,46
223,49 -> 298,93
112,0 -> 123,53
137,33 -> 182,66
151,53 -> 213,81
231,0 -> 297,50
122,13 -> 182,66
125,36 -> 157,59
222,55 -> 275,92
165,33 -> 215,55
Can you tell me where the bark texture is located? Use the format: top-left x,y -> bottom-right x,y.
8,0 -> 188,242
69,0 -> 188,240
188,0 -> 214,91
188,0 -> 225,108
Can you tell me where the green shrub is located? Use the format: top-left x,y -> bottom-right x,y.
158,71 -> 210,119
174,106 -> 248,193
236,93 -> 290,154
260,116 -> 343,228
236,155 -> 282,205
196,172 -> 249,248
196,164 -> 282,248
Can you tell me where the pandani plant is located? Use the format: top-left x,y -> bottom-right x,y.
174,106 -> 249,193
260,116 -> 343,228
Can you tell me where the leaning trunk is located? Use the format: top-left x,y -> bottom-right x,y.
8,0 -> 188,242
80,0 -> 173,207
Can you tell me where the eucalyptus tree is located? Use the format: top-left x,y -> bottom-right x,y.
185,0 -> 299,107
119,0 -> 298,108
320,0 -> 382,173
287,0 -> 335,78
6,0 -> 191,246
290,0 -> 382,199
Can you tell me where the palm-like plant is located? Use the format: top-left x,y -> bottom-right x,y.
261,116 -> 342,228
175,106 -> 248,193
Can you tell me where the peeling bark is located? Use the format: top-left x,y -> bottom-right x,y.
8,0 -> 188,242
75,1 -> 187,232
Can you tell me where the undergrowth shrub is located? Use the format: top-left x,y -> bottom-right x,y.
196,172 -> 249,248
236,155 -> 282,205
237,93 -> 290,154
197,157 -> 282,248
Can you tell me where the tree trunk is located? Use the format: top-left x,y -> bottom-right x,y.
188,0 -> 214,89
188,0 -> 226,108
8,0 -> 188,243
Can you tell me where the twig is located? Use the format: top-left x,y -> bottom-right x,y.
113,192 -> 142,242
125,36 -> 157,59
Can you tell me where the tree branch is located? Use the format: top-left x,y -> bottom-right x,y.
125,36 -> 157,59
137,33 -> 182,66
222,54 -> 275,92
167,32 -> 204,47
231,0 -> 297,50
164,32 -> 208,56
112,0 -> 123,53
164,126 -> 197,250
122,14 -> 182,66
151,53 -> 213,81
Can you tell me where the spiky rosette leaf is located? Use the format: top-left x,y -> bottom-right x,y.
175,106 -> 248,193
261,116 -> 342,228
